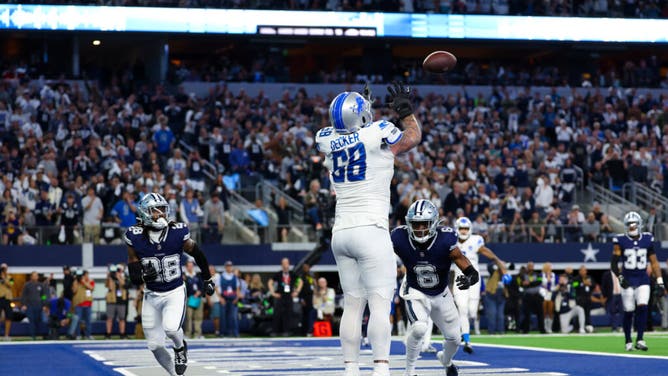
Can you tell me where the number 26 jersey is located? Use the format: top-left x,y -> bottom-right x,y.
315,120 -> 402,233
613,232 -> 655,287
123,223 -> 190,292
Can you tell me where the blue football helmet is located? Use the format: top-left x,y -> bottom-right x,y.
455,217 -> 472,241
406,200 -> 439,243
138,193 -> 170,230
623,211 -> 642,237
328,91 -> 373,134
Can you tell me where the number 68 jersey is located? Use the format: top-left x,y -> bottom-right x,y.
315,120 -> 402,233
613,232 -> 655,287
123,223 -> 190,292
391,225 -> 459,296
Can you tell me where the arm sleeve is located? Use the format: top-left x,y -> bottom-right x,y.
189,242 -> 212,281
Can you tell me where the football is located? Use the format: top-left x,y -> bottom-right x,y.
422,50 -> 457,73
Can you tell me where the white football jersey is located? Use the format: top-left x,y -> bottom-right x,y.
454,234 -> 484,277
315,120 -> 402,233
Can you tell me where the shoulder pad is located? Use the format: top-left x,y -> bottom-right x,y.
170,222 -> 191,242
391,225 -> 408,235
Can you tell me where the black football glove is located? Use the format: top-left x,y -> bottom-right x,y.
655,281 -> 665,298
204,278 -> 215,296
617,274 -> 629,289
387,81 -> 413,119
456,274 -> 473,290
142,263 -> 159,282
362,82 -> 373,102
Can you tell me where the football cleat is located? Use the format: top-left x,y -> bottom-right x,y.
625,342 -> 634,351
446,364 -> 459,376
174,340 -> 188,375
463,343 -> 473,354
635,340 -> 648,351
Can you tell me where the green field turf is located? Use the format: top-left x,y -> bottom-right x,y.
468,332 -> 668,356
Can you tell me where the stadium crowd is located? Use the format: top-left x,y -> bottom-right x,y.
16,0 -> 668,19
1,59 -> 668,245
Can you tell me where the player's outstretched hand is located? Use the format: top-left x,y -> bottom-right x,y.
362,82 -> 373,102
387,81 -> 413,119
456,274 -> 472,290
142,263 -> 159,282
654,282 -> 665,298
618,274 -> 629,289
204,278 -> 215,296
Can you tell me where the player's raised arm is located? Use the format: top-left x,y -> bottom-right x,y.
479,245 -> 507,274
449,246 -> 479,290
386,81 -> 421,155
183,238 -> 215,296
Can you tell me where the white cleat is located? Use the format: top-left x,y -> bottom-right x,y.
625,342 -> 634,351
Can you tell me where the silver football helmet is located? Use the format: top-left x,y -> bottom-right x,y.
138,193 -> 170,230
623,211 -> 642,237
328,91 -> 373,134
406,200 -> 439,243
455,217 -> 472,241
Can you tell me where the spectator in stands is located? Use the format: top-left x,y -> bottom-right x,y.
582,212 -> 601,242
553,274 -> 587,334
81,187 -> 103,243
21,271 -> 46,340
34,189 -> 55,238
527,211 -> 545,243
273,195 -> 292,242
104,264 -> 128,339
487,210 -> 506,243
58,192 -> 82,244
0,264 -> 13,340
520,261 -> 545,333
69,269 -> 94,340
219,261 -> 241,338
152,115 -> 175,158
2,208 -> 27,245
100,215 -> 123,245
534,175 -> 554,217
179,188 -> 202,241
508,211 -> 527,242
566,205 -> 585,242
573,265 -> 594,332
202,193 -> 225,244
111,191 -> 137,229
184,260 -> 204,339
313,277 -> 335,323
304,179 -> 323,232
268,258 -> 302,336
601,269 -> 623,332
251,198 -> 269,242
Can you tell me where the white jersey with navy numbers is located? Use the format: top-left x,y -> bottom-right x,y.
453,234 -> 484,278
315,120 -> 402,232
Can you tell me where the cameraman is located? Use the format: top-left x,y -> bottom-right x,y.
68,269 -> 94,340
0,264 -> 14,339
552,274 -> 586,333
46,293 -> 72,340
105,264 -> 128,339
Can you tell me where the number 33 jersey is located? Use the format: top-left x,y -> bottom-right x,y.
391,226 -> 459,296
613,232 -> 655,287
123,223 -> 190,292
315,120 -> 402,233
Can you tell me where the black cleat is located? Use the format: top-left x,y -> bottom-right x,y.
446,364 -> 459,376
174,339 -> 188,375
463,343 -> 473,354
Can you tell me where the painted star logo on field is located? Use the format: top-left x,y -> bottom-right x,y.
580,243 -> 599,262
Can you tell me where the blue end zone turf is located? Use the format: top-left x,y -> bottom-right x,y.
1,338 -> 667,376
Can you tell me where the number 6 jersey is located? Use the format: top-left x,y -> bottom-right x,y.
613,232 -> 655,287
315,120 -> 402,233
123,223 -> 190,292
391,225 -> 459,296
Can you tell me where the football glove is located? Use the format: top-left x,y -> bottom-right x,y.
362,82 -> 373,102
617,274 -> 629,289
142,263 -> 159,282
204,278 -> 215,296
655,277 -> 665,297
387,81 -> 413,119
456,274 -> 473,290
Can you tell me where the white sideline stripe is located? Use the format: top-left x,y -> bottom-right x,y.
113,368 -> 137,376
473,343 -> 668,360
83,350 -> 106,361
